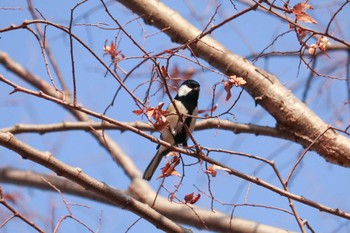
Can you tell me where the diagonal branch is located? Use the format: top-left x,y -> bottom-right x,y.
0,132 -> 189,233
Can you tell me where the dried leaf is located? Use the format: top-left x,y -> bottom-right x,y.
151,102 -> 169,131
224,81 -> 232,101
293,2 -> 313,11
224,76 -> 246,101
184,192 -> 194,203
308,36 -> 331,57
205,164 -> 231,177
104,41 -> 123,61
190,193 -> 201,204
292,2 -> 317,24
319,36 -> 330,52
184,192 -> 200,204
296,12 -> 317,24
153,120 -> 169,131
132,109 -> 144,115
133,103 -> 170,131
308,44 -> 317,55
205,164 -> 217,177
158,156 -> 181,179
228,75 -> 246,87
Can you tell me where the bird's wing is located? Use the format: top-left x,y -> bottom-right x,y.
188,107 -> 198,133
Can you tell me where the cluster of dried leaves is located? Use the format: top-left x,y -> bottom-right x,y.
103,40 -> 124,63
133,102 -> 169,131
183,192 -> 201,204
158,153 -> 181,179
289,2 -> 317,24
308,36 -> 331,56
285,1 -> 331,56
223,75 -> 247,101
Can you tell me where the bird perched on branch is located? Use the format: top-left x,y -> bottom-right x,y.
143,80 -> 200,181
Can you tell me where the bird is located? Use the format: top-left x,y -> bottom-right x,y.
143,80 -> 200,181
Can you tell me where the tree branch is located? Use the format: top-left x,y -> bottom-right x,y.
0,167 -> 296,233
1,119 -> 296,142
0,132 -> 189,233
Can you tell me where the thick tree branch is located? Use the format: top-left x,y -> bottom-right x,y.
1,119 -> 295,142
0,167 -> 296,233
115,0 -> 350,167
0,132 -> 189,233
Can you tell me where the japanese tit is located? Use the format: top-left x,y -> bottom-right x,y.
143,80 -> 200,181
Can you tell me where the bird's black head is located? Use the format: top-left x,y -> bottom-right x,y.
174,80 -> 200,113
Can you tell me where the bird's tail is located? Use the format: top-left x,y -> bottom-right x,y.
143,147 -> 169,181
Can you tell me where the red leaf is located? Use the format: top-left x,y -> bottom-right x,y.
190,193 -> 201,204
184,192 -> 194,203
158,155 -> 181,179
132,109 -> 144,115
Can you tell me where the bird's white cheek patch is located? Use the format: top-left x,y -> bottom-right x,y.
178,85 -> 192,97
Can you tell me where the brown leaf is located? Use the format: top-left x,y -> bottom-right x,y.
231,76 -> 247,87
308,44 -> 317,55
224,76 -> 246,101
153,120 -> 169,131
190,193 -> 201,204
295,12 -> 317,24
292,2 -> 317,24
205,164 -> 231,177
318,36 -> 330,53
132,109 -> 144,115
308,36 -> 331,57
104,41 -> 123,61
293,2 -> 313,12
224,81 -> 232,101
184,192 -> 201,204
151,102 -> 169,131
133,103 -> 170,131
158,156 -> 181,179
184,192 -> 194,203
205,164 -> 217,177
